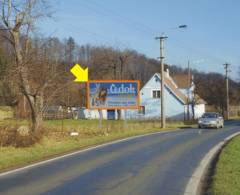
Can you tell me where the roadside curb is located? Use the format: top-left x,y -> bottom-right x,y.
0,128 -> 182,177
184,132 -> 240,195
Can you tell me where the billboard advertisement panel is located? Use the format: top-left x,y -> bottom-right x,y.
87,80 -> 140,110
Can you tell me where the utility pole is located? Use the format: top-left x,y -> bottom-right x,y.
156,36 -> 168,128
187,60 -> 191,120
155,25 -> 187,128
223,63 -> 230,120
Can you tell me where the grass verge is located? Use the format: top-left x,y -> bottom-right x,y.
0,119 -> 195,172
207,135 -> 240,195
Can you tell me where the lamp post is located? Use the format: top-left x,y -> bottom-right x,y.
155,25 -> 187,128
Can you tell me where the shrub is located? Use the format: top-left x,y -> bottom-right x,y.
0,125 -> 44,147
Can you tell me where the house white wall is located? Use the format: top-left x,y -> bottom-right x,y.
127,73 -> 186,120
194,104 -> 205,119
179,87 -> 205,119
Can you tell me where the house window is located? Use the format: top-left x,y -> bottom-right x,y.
138,106 -> 145,114
152,90 -> 161,98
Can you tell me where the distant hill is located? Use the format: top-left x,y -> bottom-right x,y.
0,34 -> 239,111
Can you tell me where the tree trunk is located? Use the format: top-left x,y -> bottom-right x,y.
11,15 -> 44,132
24,93 -> 43,132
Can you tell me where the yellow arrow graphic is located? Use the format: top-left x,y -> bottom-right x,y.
70,64 -> 88,82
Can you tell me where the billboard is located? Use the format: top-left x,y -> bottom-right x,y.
87,80 -> 140,109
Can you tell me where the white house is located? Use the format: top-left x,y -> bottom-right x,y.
126,71 -> 206,120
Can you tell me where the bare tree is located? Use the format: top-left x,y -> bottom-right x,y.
0,0 -> 53,131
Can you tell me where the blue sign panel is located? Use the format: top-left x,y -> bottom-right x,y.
87,81 -> 140,109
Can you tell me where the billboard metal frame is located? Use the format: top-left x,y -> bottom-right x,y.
87,80 -> 140,110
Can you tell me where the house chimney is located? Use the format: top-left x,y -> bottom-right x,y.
165,69 -> 170,78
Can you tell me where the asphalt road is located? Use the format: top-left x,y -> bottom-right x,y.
0,121 -> 240,195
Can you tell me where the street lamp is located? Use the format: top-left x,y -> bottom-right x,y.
155,25 -> 187,128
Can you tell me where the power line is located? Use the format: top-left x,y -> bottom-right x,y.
47,20 -> 132,55
89,0 -> 158,34
52,2 -> 238,78
57,22 -> 131,49
67,2 -> 229,67
167,38 -> 226,64
78,0 -> 156,37
59,20 -> 237,79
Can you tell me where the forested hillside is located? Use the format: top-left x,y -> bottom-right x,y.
0,34 -> 239,113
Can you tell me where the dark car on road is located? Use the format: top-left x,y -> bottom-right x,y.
198,112 -> 224,129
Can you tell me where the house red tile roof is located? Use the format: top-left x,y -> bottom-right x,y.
165,77 -> 188,104
171,74 -> 192,89
156,73 -> 188,104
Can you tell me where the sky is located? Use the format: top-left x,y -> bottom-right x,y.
40,0 -> 240,80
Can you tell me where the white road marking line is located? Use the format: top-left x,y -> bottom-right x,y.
0,128 -> 183,177
184,131 -> 240,195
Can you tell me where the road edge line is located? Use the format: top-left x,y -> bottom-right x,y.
0,128 -> 183,177
184,131 -> 240,195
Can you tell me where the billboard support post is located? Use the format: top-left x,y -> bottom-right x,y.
124,110 -> 128,129
98,109 -> 103,129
